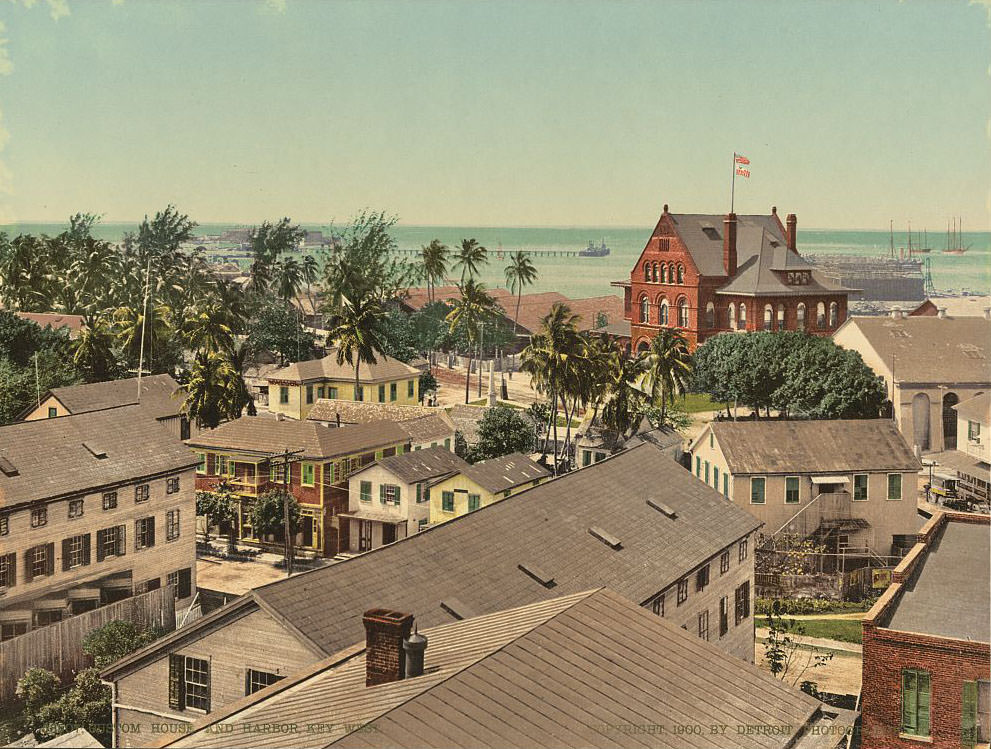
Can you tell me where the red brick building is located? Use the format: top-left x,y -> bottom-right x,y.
613,206 -> 853,350
861,511 -> 990,749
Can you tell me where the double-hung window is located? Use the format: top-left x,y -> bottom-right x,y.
62,534 -> 90,569
720,550 -> 730,574
301,463 -> 315,487
719,597 -> 729,637
734,581 -> 750,624
887,473 -> 902,500
135,484 -> 150,503
378,384 -> 386,403
900,669 -> 930,738
785,477 -> 800,504
135,517 -> 155,550
359,481 -> 372,502
853,474 -> 868,501
390,382 -> 397,401
68,499 -> 84,519
442,491 -> 455,512
698,610 -> 709,641
750,477 -> 765,504
168,655 -> 211,713
677,578 -> 688,605
407,380 -> 415,397
380,484 -> 400,505
245,669 -> 283,696
468,494 -> 481,512
167,477 -> 180,494
279,386 -> 289,404
31,507 -> 47,528
695,564 -> 709,592
166,510 -> 181,541
651,594 -> 664,617
739,538 -> 748,562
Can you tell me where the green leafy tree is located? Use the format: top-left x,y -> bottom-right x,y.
321,210 -> 411,310
420,239 -> 449,304
418,371 -> 437,403
642,327 -> 693,422
453,238 -> 487,283
377,307 -> 420,363
181,350 -> 253,429
81,620 -> 166,669
72,315 -> 123,382
465,404 -> 537,463
504,251 -> 538,334
14,668 -> 61,733
246,300 -> 316,365
761,603 -> 834,690
329,292 -> 387,401
0,350 -> 82,425
196,481 -> 241,551
251,488 -> 300,541
600,351 -> 649,438
446,279 -> 499,403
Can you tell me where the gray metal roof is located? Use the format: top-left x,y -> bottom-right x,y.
886,520 -> 990,642
0,404 -> 197,508
953,391 -> 990,424
43,373 -> 182,421
161,589 -> 828,749
668,213 -> 787,277
305,399 -> 437,425
456,452 -> 551,493
707,419 -> 921,475
268,349 -> 420,385
352,445 -> 469,485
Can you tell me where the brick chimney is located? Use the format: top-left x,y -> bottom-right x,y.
786,213 -> 798,251
723,212 -> 738,276
363,608 -> 414,686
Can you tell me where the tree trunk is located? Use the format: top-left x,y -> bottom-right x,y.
514,290 -> 521,335
464,352 -> 471,404
355,363 -> 361,404
552,393 -> 560,475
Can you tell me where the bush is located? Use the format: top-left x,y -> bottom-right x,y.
755,597 -> 871,616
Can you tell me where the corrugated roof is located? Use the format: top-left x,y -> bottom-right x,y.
160,589 -> 825,749
353,445 -> 469,485
708,419 -> 921,475
454,452 -> 551,493
44,374 -> 182,421
186,417 -> 410,460
0,404 -> 197,508
886,520 -> 990,642
306,399 -> 437,425
267,349 -> 420,384
838,316 -> 991,384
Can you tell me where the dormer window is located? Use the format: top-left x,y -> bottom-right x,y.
702,226 -> 720,241
787,271 -> 810,285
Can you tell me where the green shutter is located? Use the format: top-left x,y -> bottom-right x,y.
917,671 -> 930,736
902,670 -> 917,733
416,484 -> 422,503
379,485 -> 386,504
395,486 -> 401,503
962,681 -> 978,748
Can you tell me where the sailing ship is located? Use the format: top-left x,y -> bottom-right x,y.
579,239 -> 610,257
908,222 -> 931,254
943,217 -> 968,255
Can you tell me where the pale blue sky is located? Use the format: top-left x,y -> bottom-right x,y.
0,0 -> 988,228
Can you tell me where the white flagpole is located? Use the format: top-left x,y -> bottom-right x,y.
731,152 -> 737,214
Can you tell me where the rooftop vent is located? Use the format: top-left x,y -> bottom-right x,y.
82,442 -> 107,459
646,498 -> 678,519
440,598 -> 474,621
0,457 -> 18,477
701,225 -> 721,241
588,526 -> 622,550
518,562 -> 556,588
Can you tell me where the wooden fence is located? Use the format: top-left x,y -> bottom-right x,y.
0,586 -> 176,703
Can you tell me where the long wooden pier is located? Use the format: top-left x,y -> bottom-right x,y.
390,247 -> 580,258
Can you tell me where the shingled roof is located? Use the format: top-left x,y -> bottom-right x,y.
715,231 -> 852,296
0,404 -> 197,509
444,452 -> 550,493
38,374 -> 182,421
305,399 -> 436,424
159,589 -> 842,749
702,419 -> 921,475
103,443 -> 761,680
351,445 -> 469,485
186,417 -> 410,460
267,349 -> 419,385
953,392 -> 990,425
836,316 -> 991,384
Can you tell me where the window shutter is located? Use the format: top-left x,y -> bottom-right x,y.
168,654 -> 185,710
96,529 -> 106,562
902,670 -> 917,733
148,518 -> 156,548
45,543 -> 54,576
416,484 -> 422,503
178,568 -> 192,599
117,525 -> 126,556
380,485 -> 386,504
62,538 -> 72,572
395,486 -> 400,503
24,549 -> 33,584
962,681 -> 978,747
917,672 -> 930,736
82,534 -> 91,566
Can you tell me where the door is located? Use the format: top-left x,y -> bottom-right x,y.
358,521 -> 372,552
382,523 -> 396,546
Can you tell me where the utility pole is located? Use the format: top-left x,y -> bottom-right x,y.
274,448 -> 305,577
477,323 -> 485,398
135,258 -> 152,401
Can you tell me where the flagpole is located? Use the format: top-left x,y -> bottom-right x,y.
731,152 -> 736,214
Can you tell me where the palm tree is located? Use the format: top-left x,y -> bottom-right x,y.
453,238 -> 487,283
642,327 -> 693,423
504,251 -> 538,334
445,279 -> 498,403
601,351 -> 649,438
421,239 -> 448,303
183,301 -> 236,355
329,292 -> 386,402
182,350 -> 230,429
73,315 -> 119,382
300,254 -> 320,321
274,256 -> 304,304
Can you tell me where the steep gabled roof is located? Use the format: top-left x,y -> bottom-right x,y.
158,589 -> 833,749
0,404 -> 197,508
396,412 -> 456,444
449,452 -> 551,493
104,443 -> 761,682
185,417 -> 410,460
305,399 -> 436,425
351,445 -> 469,485
704,419 -> 920,475
953,391 -> 990,425
267,349 -> 420,385
667,213 -> 786,277
39,374 -> 182,421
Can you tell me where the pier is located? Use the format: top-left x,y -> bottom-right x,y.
390,247 -> 580,259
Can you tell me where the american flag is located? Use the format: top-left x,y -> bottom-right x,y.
735,167 -> 750,178
735,154 -> 750,165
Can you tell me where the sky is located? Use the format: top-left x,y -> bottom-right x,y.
0,0 -> 988,229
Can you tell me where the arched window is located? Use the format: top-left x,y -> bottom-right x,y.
668,263 -> 676,283
651,262 -> 658,282
639,295 -> 649,324
659,299 -> 669,325
739,303 -> 747,327
637,339 -> 650,354
678,298 -> 690,327
763,305 -> 773,331
829,301 -> 838,327
644,263 -> 650,282
777,304 -> 785,330
676,265 -> 685,284
660,264 -> 667,284
796,303 -> 806,330
705,302 -> 715,329
816,302 -> 826,329
728,303 -> 737,330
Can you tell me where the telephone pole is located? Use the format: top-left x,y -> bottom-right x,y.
273,448 -> 304,577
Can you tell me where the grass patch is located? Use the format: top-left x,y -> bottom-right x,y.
674,393 -> 730,413
760,616 -> 863,645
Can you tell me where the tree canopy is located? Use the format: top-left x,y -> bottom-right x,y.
465,404 -> 536,463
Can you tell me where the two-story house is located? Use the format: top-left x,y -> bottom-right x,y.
101,442 -> 762,747
186,416 -> 410,557
18,374 -> 194,441
612,205 -> 852,351
345,446 -> 469,551
427,452 -> 550,525
0,404 -> 198,642
690,419 -> 921,573
265,349 -> 421,420
305,398 -> 456,451
926,392 -> 990,507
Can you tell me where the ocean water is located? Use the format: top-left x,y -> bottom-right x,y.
2,222 -> 988,300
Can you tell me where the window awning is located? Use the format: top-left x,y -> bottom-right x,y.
338,509 -> 404,524
810,475 -> 850,484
